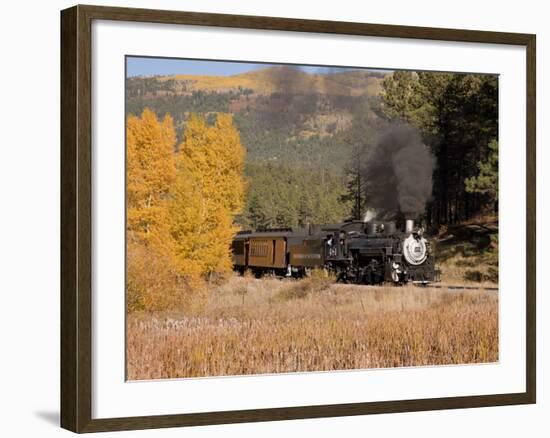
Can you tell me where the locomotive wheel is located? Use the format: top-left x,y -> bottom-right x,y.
336,271 -> 349,283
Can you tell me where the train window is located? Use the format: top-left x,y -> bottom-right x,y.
250,240 -> 269,257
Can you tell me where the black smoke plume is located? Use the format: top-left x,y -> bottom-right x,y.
259,66 -> 319,129
365,124 -> 435,218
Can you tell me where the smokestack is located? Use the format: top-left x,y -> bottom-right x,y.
405,219 -> 414,234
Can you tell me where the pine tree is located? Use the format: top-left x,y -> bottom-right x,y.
465,139 -> 498,211
340,100 -> 371,221
380,71 -> 421,122
379,71 -> 498,225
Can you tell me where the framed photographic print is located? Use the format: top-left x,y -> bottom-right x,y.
60,4 -> 536,433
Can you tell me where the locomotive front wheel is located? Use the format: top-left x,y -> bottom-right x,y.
336,272 -> 348,283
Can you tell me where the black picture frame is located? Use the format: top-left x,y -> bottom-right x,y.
61,4 -> 536,433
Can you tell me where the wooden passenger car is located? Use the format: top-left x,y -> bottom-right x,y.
232,229 -> 295,271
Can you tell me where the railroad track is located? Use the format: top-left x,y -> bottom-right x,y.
413,283 -> 498,291
332,282 -> 499,292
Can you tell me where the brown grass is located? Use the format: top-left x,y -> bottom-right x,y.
127,276 -> 498,380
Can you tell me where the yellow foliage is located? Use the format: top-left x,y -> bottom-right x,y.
126,109 -> 179,310
157,67 -> 383,97
126,109 -> 246,311
127,108 -> 176,245
127,240 -> 182,312
170,113 -> 246,282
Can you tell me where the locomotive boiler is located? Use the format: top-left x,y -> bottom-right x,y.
232,218 -> 439,285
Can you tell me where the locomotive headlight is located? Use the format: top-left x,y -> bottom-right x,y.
403,234 -> 428,265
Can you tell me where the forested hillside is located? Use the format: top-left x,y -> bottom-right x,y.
126,66 -> 498,231
127,67 -> 386,228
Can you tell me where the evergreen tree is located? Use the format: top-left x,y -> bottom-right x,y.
339,98 -> 374,220
465,139 -> 498,212
379,71 -> 420,122
379,71 -> 498,225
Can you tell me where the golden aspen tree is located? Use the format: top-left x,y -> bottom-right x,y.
210,113 -> 247,214
170,113 -> 246,282
126,108 -> 176,245
126,109 -> 178,311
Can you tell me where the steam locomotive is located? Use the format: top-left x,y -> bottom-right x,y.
232,218 -> 439,285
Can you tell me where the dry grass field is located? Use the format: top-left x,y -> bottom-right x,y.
127,275 -> 498,380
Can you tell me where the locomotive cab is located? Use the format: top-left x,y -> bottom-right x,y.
324,230 -> 349,261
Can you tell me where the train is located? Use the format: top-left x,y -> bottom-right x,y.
232,218 -> 440,285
